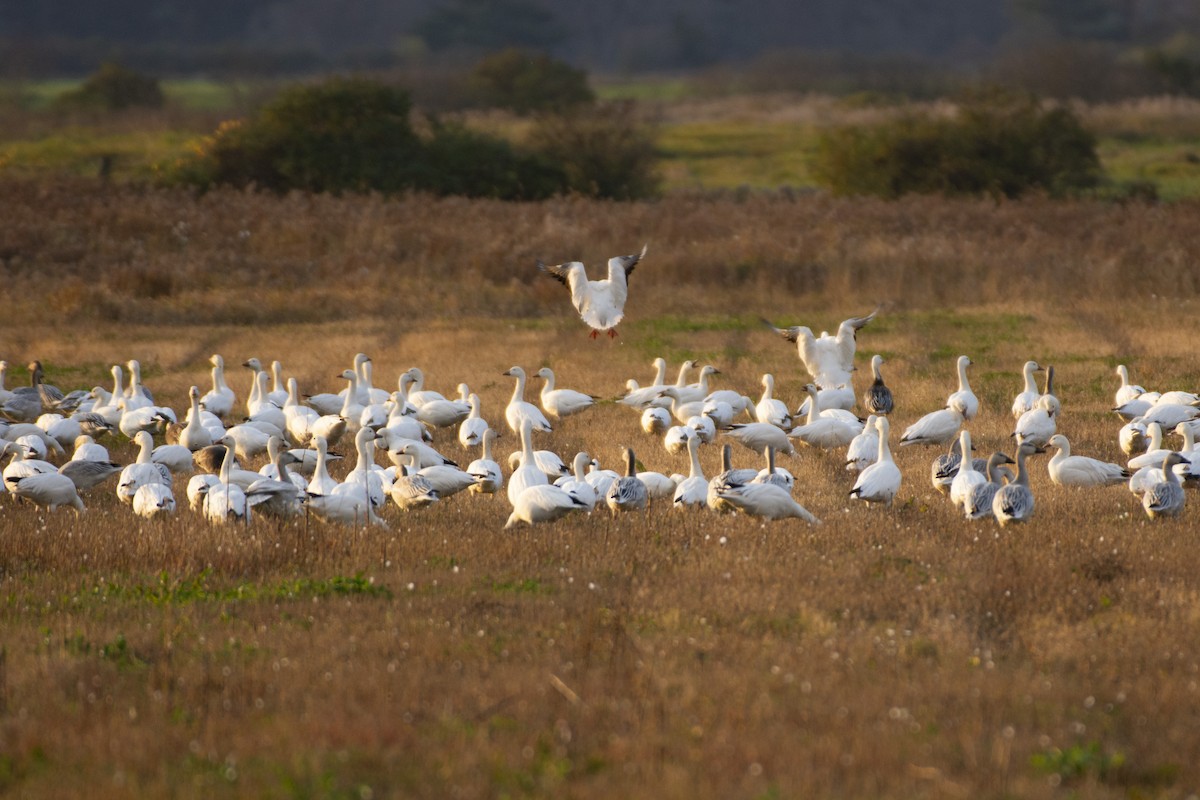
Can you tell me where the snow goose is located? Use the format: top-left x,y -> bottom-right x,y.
245,372 -> 286,432
409,458 -> 479,499
845,414 -> 879,472
663,424 -> 695,455
1114,365 -> 1146,407
673,435 -> 709,509
850,417 -> 902,507
117,398 -> 173,440
1012,395 -> 1057,452
1127,423 -> 1171,469
538,244 -> 648,338
503,367 -> 552,434
756,374 -> 793,429
707,444 -> 758,514
862,355 -> 894,417
555,452 -> 598,512
357,357 -> 390,405
415,394 -> 471,429
466,428 -> 503,495
656,386 -> 708,425
636,468 -> 677,499
14,432 -> 51,462
405,367 -> 450,409
0,361 -> 10,405
536,367 -> 596,420
788,385 -> 862,450
506,484 -> 590,527
331,428 -> 388,509
687,414 -> 716,444
133,483 -> 176,518
964,452 -> 1016,520
585,459 -> 621,498
901,397 -> 967,448
506,446 -> 567,482
507,418 -> 549,506
1011,361 -> 1044,419
727,421 -> 797,457
58,458 -> 122,492
305,435 -> 340,496
221,424 -> 272,463
753,445 -> 794,490
606,447 -> 648,514
672,365 -> 720,405
949,430 -> 987,510
117,431 -> 171,503
763,308 -> 879,389
257,437 -> 309,489
1140,400 -> 1200,431
458,394 -> 490,449
245,457 -> 305,519
642,406 -> 672,436
716,479 -> 819,521
1118,418 -> 1149,455
200,355 -> 236,419
389,464 -> 440,511
946,355 -> 979,421
1046,434 -> 1129,487
701,399 -> 738,430
303,492 -> 387,528
179,386 -> 216,451
619,358 -> 670,409
1038,365 -> 1061,418
125,359 -> 154,403
378,431 -> 458,470
1142,453 -> 1188,519
186,474 -> 220,510
152,441 -> 194,475
992,443 -> 1037,527
10,471 -> 85,513
70,434 -> 110,463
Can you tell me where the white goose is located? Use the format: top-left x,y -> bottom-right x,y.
619,358 -> 670,409
133,483 -> 176,518
506,484 -> 590,527
503,366 -> 552,435
788,384 -> 862,450
1046,434 -> 1129,487
1011,360 -> 1044,419
10,471 -> 85,514
331,428 -> 387,509
850,416 -> 901,507
305,435 -> 340,496
672,435 -> 708,509
763,308 -> 878,390
844,414 -> 879,472
458,393 -> 490,449
536,367 -> 596,420
507,418 -> 549,506
179,386 -> 216,451
755,374 -> 792,429
1012,395 -> 1057,451
946,355 -> 979,421
715,481 -> 820,523
949,430 -> 986,510
900,397 -> 967,448
1114,365 -> 1146,407
726,421 -> 797,457
304,492 -> 387,528
203,445 -> 250,524
1142,453 -> 1188,519
538,244 -> 648,338
117,431 -> 171,504
642,406 -> 672,436
200,354 -> 236,419
555,452 -> 597,511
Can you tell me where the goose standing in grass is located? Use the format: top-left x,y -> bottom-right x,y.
642,406 -> 672,436
116,432 -> 171,504
756,374 -> 793,429
787,384 -> 862,450
850,416 -> 901,507
503,366 -> 552,435
1012,395 -> 1057,451
753,446 -> 794,490
555,451 -> 598,511
245,448 -> 305,518
1038,365 -> 1061,418
2,441 -> 57,494
506,484 -> 591,527
763,307 -> 879,390
727,421 -> 797,457
656,386 -> 709,425
1011,361 -> 1044,419
1142,453 -> 1188,519
992,443 -> 1037,527
180,386 -> 216,451
1114,365 -> 1146,407
200,354 -> 236,420
963,452 -> 1016,520
901,397 -> 968,448
845,414 -> 880,472
716,481 -> 821,522
133,483 -> 176,518
304,491 -> 387,528
606,447 -> 648,515
946,355 -> 979,421
10,472 -> 85,513
536,367 -> 597,420
458,393 -> 489,449
862,355 -> 894,417
305,435 -> 340,496
203,445 -> 250,524
619,358 -> 670,409
673,435 -> 709,509
675,365 -> 721,405
538,244 -> 648,338
507,418 -> 549,506
949,430 -> 986,510
1046,434 -> 1129,487
331,428 -> 388,509
389,466 -> 440,511
707,444 -> 759,513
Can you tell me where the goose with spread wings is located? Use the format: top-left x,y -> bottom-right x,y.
538,245 -> 648,338
762,307 -> 879,388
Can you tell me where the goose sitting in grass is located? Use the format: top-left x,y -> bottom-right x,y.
605,447 -> 648,515
1046,434 -> 1129,487
304,492 -> 387,528
707,444 -> 759,514
10,472 -> 85,514
992,443 -> 1037,527
850,417 -> 901,507
538,244 -> 648,338
643,407 -> 672,436
536,367 -> 597,420
963,452 -> 1016,520
555,452 -> 598,511
117,432 -> 172,504
506,484 -> 591,527
619,358 -> 670,409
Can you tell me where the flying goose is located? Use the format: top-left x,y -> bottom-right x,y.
538,244 -> 648,338
763,308 -> 879,389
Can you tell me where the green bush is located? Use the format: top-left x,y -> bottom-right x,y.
56,63 -> 164,111
470,48 -> 594,114
418,118 -> 567,199
813,90 -> 1101,199
526,102 -> 660,200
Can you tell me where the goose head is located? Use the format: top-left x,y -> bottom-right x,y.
242,357 -> 264,371
210,354 -> 224,369
504,366 -> 526,380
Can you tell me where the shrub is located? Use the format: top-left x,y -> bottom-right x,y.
56,63 -> 164,111
526,102 -> 660,200
813,89 -> 1101,199
469,48 -> 594,114
418,118 -> 566,199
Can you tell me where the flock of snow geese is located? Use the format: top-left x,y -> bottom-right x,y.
0,248 -> 1197,529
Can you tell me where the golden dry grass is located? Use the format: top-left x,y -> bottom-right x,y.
2,181 -> 1200,798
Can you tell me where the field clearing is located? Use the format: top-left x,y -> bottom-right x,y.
3,183 -> 1200,797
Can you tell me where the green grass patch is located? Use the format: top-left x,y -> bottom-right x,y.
1097,135 -> 1200,200
0,128 -> 202,180
83,570 -> 392,606
657,121 -> 821,190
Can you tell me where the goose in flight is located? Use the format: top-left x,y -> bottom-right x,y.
762,307 -> 879,389
538,244 -> 648,338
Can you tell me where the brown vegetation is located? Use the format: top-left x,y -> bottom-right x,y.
2,180 -> 1200,797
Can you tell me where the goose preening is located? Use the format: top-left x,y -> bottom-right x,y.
762,307 -> 879,389
948,430 -> 986,510
1045,434 -> 1129,487
605,447 -> 648,515
963,452 -> 1016,520
466,429 -> 503,495
992,443 -> 1037,527
946,356 -> 979,421
1114,365 -> 1146,408
1142,453 -> 1188,519
538,244 -> 648,338
663,424 -> 695,455
1011,361 -> 1044,419
861,355 -> 893,417
715,481 -> 820,523
133,483 -> 176,518
756,374 -> 793,429
503,367 -> 553,435
849,416 -> 901,507
536,367 -> 597,419
506,484 -> 590,527
900,397 -> 967,448
642,407 -> 672,436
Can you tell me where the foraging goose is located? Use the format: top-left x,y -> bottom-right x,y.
673,435 -> 709,509
117,431 -> 172,503
10,471 -> 85,513
900,397 -> 968,448
642,406 -> 672,436
1142,453 -> 1188,519
1012,395 -> 1057,451
536,367 -> 596,420
203,444 -> 250,524
1046,434 -> 1129,487
963,452 -> 1016,520
506,484 -> 590,527
992,443 -> 1037,527
503,367 -> 552,435
861,355 -> 893,417
458,394 -> 489,449
850,416 -> 902,507
303,492 -> 387,528
58,458 -> 122,492
200,355 -> 236,419
1114,365 -> 1146,407
1011,361 -> 1044,419
949,430 -> 986,510
132,483 -> 176,518
727,421 -> 797,456
946,355 -> 979,421
787,384 -> 862,450
507,418 -> 549,506
753,445 -> 794,490
756,374 -> 793,429
663,424 -> 695,455
845,414 -> 880,472
538,244 -> 648,338
707,444 -> 758,514
464,428 -> 503,496
605,447 -> 648,514
717,481 -> 820,522
763,307 -> 879,389
1118,418 -> 1149,455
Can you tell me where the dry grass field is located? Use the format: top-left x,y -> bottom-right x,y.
3,180 -> 1200,798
